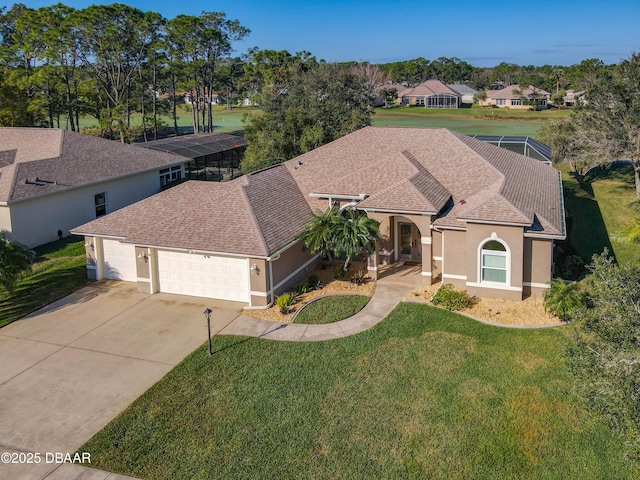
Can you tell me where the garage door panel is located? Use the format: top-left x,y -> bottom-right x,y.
157,251 -> 249,302
102,240 -> 136,281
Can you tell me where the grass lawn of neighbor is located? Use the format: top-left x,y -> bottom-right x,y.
0,236 -> 92,328
78,105 -> 261,136
80,303 -> 638,480
561,162 -> 640,266
372,105 -> 571,138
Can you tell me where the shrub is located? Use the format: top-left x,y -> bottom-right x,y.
332,267 -> 347,280
306,274 -> 322,290
350,270 -> 367,285
543,279 -> 583,321
431,284 -> 470,311
558,254 -> 586,280
293,284 -> 310,296
275,293 -> 294,314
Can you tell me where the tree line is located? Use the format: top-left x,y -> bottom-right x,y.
0,3 -> 249,141
2,2 -> 620,143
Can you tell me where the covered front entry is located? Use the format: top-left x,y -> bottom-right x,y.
397,221 -> 422,262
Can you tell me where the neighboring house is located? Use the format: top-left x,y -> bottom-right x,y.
479,85 -> 550,109
0,128 -> 189,247
136,133 -> 247,182
399,80 -> 461,108
563,89 -> 586,106
374,82 -> 406,107
73,127 -> 565,305
447,84 -> 478,105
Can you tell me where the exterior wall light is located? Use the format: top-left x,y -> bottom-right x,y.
250,263 -> 260,274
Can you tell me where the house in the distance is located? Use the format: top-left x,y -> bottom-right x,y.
399,80 -> 461,108
0,128 -> 189,247
73,127 -> 565,305
479,85 -> 550,109
447,84 -> 478,106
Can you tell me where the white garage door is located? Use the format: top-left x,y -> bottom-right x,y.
102,240 -> 137,281
157,250 -> 249,302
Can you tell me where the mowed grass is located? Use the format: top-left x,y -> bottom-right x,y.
0,236 -> 91,328
79,303 -> 637,480
561,162 -> 640,265
372,105 -> 571,138
78,105 -> 261,135
294,295 -> 369,324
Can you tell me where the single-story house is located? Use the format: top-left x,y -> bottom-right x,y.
73,127 -> 565,305
479,85 -> 550,109
0,128 -> 191,247
447,84 -> 478,105
399,80 -> 461,108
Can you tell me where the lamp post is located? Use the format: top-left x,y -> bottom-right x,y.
203,308 -> 213,356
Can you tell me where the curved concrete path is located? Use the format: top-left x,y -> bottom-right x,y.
216,281 -> 415,342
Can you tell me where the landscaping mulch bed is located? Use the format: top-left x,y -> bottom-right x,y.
405,282 -> 560,327
244,263 -> 375,323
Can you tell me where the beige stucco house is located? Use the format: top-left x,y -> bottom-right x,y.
0,128 -> 187,247
73,127 -> 565,306
399,80 -> 461,108
479,85 -> 550,109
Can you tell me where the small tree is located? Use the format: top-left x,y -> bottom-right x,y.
0,233 -> 35,291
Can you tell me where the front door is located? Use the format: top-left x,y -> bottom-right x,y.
398,222 -> 421,262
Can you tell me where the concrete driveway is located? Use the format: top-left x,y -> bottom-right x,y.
0,281 -> 243,480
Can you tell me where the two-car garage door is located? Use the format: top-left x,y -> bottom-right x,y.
157,250 -> 250,302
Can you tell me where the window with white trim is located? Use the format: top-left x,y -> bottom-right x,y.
496,98 -> 506,106
160,165 -> 183,187
481,240 -> 507,283
94,192 -> 106,218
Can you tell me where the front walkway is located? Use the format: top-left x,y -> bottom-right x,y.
215,265 -> 419,342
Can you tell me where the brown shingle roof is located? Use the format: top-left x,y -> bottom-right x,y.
0,128 -> 187,203
74,126 -> 565,256
72,164 -> 313,257
487,85 -> 550,100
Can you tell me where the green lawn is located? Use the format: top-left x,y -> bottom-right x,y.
561,162 -> 640,265
0,236 -> 91,328
78,105 -> 261,136
294,295 -> 369,324
372,105 -> 571,138
79,303 -> 638,479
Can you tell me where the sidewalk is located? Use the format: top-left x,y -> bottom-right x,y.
215,280 -> 415,342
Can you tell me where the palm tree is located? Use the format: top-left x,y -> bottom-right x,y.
543,279 -> 583,321
296,206 -> 341,266
296,206 -> 380,272
0,233 -> 35,291
613,219 -> 640,244
334,208 -> 379,271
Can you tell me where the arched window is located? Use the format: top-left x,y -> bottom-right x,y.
481,240 -> 508,284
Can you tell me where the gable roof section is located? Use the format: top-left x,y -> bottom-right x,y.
0,128 -> 187,203
357,150 -> 450,214
243,164 -> 312,254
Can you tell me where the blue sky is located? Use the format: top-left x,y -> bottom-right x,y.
16,0 -> 640,66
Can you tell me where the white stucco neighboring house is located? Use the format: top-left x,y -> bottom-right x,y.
0,128 -> 189,247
